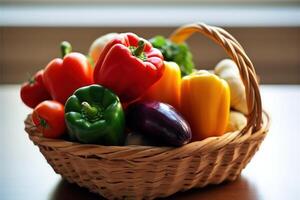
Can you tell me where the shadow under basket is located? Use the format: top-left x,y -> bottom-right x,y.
24,23 -> 270,200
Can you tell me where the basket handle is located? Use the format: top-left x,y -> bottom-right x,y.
169,23 -> 262,134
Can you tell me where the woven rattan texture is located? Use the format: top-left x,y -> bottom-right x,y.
24,23 -> 270,199
25,111 -> 269,199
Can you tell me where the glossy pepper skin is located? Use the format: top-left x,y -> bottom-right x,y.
141,61 -> 181,109
64,84 -> 125,145
180,70 -> 230,141
20,69 -> 51,108
43,41 -> 94,104
94,33 -> 164,103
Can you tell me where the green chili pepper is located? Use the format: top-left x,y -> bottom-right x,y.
64,84 -> 125,145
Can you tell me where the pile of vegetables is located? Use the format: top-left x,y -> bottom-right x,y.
21,32 -> 248,147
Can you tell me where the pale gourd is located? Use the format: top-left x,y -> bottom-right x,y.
226,111 -> 247,132
215,59 -> 248,114
88,33 -> 118,66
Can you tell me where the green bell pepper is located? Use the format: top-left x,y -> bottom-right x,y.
64,84 -> 125,145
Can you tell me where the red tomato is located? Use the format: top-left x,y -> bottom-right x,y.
20,70 -> 51,108
32,100 -> 66,139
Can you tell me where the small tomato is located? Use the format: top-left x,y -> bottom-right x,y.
32,100 -> 66,138
20,70 -> 51,108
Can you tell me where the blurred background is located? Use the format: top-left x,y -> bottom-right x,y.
0,0 -> 299,84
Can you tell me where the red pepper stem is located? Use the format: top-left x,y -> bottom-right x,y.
82,102 -> 98,118
60,41 -> 72,58
133,40 -> 145,57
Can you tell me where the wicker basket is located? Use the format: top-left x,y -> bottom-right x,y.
24,23 -> 270,200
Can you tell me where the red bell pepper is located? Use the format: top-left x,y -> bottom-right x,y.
94,33 -> 164,103
20,69 -> 51,108
43,41 -> 94,104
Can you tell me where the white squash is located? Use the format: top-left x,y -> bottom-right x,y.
215,59 -> 248,114
226,111 -> 247,132
88,33 -> 118,66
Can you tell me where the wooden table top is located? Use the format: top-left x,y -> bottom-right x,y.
1,84 -> 299,200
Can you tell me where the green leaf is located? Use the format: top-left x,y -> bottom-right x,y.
150,35 -> 195,76
150,36 -> 167,48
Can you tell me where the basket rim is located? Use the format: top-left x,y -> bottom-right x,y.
24,111 -> 270,162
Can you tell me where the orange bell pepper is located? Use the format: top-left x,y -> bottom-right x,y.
180,70 -> 230,141
142,61 -> 181,109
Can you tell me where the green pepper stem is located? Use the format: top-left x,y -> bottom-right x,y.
60,41 -> 72,58
133,40 -> 145,57
82,102 -> 98,119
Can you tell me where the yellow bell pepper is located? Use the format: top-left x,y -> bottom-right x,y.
180,70 -> 230,141
142,61 -> 181,109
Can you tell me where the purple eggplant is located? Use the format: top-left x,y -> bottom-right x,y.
126,101 -> 192,146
